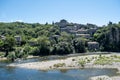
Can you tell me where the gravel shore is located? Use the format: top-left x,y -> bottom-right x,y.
7,54 -> 120,70
6,54 -> 120,80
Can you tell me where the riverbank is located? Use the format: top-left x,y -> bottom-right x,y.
7,53 -> 120,70
7,53 -> 120,80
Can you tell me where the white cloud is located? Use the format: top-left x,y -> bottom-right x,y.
16,20 -> 23,22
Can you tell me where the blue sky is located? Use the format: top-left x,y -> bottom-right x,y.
0,0 -> 120,26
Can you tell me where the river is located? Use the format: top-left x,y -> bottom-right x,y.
0,54 -> 120,80
0,65 -> 119,80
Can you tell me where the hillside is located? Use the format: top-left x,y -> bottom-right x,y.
0,20 -> 120,61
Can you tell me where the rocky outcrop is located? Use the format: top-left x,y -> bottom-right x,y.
109,26 -> 120,44
94,23 -> 120,51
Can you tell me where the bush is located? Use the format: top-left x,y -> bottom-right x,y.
35,36 -> 51,56
29,46 -> 50,56
38,46 -> 50,56
7,52 -> 16,62
93,23 -> 120,52
73,38 -> 86,53
15,48 -> 22,58
15,47 -> 28,59
78,59 -> 86,68
52,42 -> 73,55
94,55 -> 112,65
29,47 -> 39,55
53,63 -> 66,68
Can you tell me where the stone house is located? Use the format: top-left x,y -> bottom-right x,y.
69,30 -> 77,34
77,29 -> 88,34
87,42 -> 99,51
88,28 -> 98,36
75,34 -> 91,39
67,26 -> 77,31
60,28 -> 69,32
61,25 -> 77,33
14,36 -> 21,45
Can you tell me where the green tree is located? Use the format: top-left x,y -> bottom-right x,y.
3,37 -> 16,57
51,42 -> 73,55
36,36 -> 50,56
58,32 -> 73,43
0,39 -> 4,50
73,38 -> 86,53
94,23 -> 120,51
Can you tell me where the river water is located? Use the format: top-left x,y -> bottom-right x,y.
0,54 -> 119,80
0,65 -> 119,80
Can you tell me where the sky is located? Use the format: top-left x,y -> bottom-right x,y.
0,0 -> 120,26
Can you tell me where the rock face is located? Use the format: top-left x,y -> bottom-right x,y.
109,26 -> 120,44
94,23 -> 120,51
107,26 -> 120,51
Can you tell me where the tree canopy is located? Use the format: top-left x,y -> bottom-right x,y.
0,21 -> 120,60
94,22 -> 120,52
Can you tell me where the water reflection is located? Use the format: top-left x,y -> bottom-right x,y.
0,66 -> 119,80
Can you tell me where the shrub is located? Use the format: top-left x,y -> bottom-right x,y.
53,63 -> 66,68
52,42 -> 73,55
15,47 -> 28,59
7,52 -> 16,62
94,56 -> 112,65
73,38 -> 86,53
29,47 -> 39,56
78,59 -> 86,68
72,58 -> 75,61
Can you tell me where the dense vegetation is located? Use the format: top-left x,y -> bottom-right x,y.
94,22 -> 120,52
0,21 -> 88,60
0,21 -> 120,61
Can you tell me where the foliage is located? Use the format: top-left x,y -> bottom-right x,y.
73,38 -> 86,53
1,21 -> 120,60
78,59 -> 86,68
53,63 -> 66,68
94,23 -> 120,52
94,54 -> 120,65
7,52 -> 16,62
3,37 -> 16,57
0,39 -> 4,49
58,32 -> 73,42
52,42 -> 73,55
94,55 -> 113,65
34,36 -> 51,56
15,47 -> 28,59
28,47 -> 39,56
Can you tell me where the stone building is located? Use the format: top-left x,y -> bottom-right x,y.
77,29 -> 88,34
14,36 -> 21,42
76,34 -> 91,39
14,36 -> 21,45
69,30 -> 77,34
60,28 -> 69,32
87,42 -> 99,51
